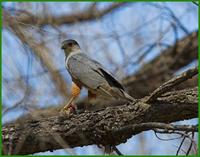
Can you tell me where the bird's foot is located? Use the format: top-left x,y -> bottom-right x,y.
60,104 -> 76,115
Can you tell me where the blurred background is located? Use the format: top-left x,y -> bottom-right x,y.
2,2 -> 198,155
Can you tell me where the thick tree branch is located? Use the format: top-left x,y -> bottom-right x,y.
2,87 -> 197,155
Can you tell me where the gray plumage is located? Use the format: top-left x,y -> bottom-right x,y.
66,52 -> 134,102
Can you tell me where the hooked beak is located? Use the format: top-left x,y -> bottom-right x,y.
61,45 -> 65,49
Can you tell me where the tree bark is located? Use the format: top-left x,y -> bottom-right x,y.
2,87 -> 197,155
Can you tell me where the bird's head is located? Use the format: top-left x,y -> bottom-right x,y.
61,39 -> 80,56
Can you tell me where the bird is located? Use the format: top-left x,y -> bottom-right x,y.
61,39 -> 135,114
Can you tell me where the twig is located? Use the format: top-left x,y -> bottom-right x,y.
113,146 -> 123,155
176,135 -> 186,155
146,67 -> 198,103
154,131 -> 183,141
192,1 -> 199,6
114,122 -> 198,137
186,132 -> 194,155
149,3 -> 189,34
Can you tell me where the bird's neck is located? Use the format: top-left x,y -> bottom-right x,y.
65,50 -> 81,70
71,48 -> 82,54
64,48 -> 81,57
65,49 -> 81,62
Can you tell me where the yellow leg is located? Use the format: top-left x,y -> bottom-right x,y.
60,81 -> 81,114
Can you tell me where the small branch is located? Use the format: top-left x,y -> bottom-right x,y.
192,1 -> 199,6
176,136 -> 186,155
154,131 -> 183,141
146,67 -> 198,103
114,122 -> 198,135
113,146 -> 123,155
186,132 -> 194,155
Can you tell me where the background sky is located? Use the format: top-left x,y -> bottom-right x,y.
2,2 -> 198,155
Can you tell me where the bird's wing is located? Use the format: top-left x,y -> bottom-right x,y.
67,53 -> 124,91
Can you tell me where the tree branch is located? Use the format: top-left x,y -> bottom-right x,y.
146,67 -> 198,103
2,87 -> 197,155
115,122 -> 197,134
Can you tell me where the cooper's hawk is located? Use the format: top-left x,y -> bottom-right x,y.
61,39 -> 134,114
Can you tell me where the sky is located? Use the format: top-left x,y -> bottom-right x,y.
2,2 -> 198,155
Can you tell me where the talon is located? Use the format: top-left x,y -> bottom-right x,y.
60,104 -> 76,115
68,104 -> 76,113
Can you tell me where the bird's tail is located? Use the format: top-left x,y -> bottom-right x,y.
109,87 -> 135,102
99,86 -> 136,102
121,90 -> 135,102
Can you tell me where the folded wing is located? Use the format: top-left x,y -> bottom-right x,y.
67,53 -> 133,101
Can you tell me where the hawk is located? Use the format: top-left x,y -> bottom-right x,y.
61,39 -> 134,113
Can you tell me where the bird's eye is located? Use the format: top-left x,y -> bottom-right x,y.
68,43 -> 73,47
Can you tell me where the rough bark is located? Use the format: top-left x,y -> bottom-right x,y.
2,87 -> 197,155
146,67 -> 198,103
